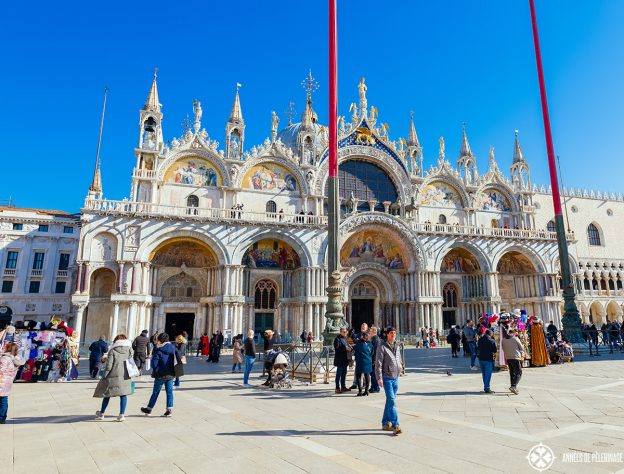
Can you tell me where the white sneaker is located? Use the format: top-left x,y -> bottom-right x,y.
95,411 -> 104,420
117,414 -> 125,422
243,383 -> 253,387
470,366 -> 479,371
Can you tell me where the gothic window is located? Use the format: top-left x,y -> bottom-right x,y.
254,280 -> 277,310
442,282 -> 457,308
161,274 -> 201,301
547,220 -> 556,232
587,224 -> 601,246
618,279 -> 623,290
330,160 -> 398,212
266,200 -> 277,213
438,214 -> 447,225
609,279 -> 615,291
583,278 -> 590,290
592,277 -> 598,290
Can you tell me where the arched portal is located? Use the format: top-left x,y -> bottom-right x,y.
496,250 -> 553,319
589,301 -> 606,325
606,300 -> 622,322
241,238 -> 303,340
440,248 -> 487,324
83,268 -> 116,342
149,237 -> 220,340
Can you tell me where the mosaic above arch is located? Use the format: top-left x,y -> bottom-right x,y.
441,248 -> 481,274
243,239 -> 301,270
164,157 -> 222,187
477,188 -> 511,212
497,251 -> 535,274
419,181 -> 462,209
340,228 -> 405,270
242,163 -> 299,192
151,239 -> 217,268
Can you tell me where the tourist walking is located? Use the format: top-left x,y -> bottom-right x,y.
209,333 -> 219,362
354,332 -> 373,396
132,330 -> 150,373
447,326 -> 461,358
464,319 -> 478,370
243,330 -> 256,387
375,326 -> 402,435
369,326 -> 381,393
501,328 -> 525,395
232,335 -> 243,372
216,331 -> 224,358
94,334 -> 133,421
174,333 -> 188,388
421,327 -> 429,348
88,336 -> 108,379
0,343 -> 25,424
333,327 -> 351,393
477,329 -> 497,394
141,333 -> 181,417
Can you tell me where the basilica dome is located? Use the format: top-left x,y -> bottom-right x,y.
276,122 -> 327,152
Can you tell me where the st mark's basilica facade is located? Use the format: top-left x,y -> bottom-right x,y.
69,74 -> 624,342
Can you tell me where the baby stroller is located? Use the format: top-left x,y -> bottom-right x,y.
269,351 -> 292,389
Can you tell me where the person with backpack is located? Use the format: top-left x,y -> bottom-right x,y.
94,334 -> 133,422
140,333 -> 182,417
477,329 -> 497,394
0,343 -> 25,424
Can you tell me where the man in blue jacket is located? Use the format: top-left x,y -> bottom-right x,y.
88,336 -> 108,379
477,329 -> 497,394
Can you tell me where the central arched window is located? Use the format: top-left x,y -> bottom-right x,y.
329,160 -> 398,212
266,200 -> 277,213
186,195 -> 199,215
587,223 -> 601,246
442,282 -> 457,308
254,280 -> 277,309
438,214 -> 447,225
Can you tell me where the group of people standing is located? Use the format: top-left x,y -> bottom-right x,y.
333,323 -> 403,435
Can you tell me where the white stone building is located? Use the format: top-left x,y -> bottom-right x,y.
0,206 -> 80,324
70,74 -> 623,343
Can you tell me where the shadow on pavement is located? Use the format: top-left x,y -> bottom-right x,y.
216,428 -> 387,437
7,415 -> 94,424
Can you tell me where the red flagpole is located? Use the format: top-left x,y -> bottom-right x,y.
328,0 -> 338,178
528,0 -> 562,216
529,0 -> 581,339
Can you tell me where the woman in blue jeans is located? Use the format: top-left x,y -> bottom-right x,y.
141,333 -> 182,417
94,334 -> 133,422
243,330 -> 256,387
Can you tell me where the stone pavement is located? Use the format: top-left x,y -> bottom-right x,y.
2,347 -> 624,474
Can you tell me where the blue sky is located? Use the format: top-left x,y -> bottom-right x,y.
1,0 -> 622,212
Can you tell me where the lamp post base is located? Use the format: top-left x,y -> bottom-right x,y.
561,300 -> 583,344
323,271 -> 348,345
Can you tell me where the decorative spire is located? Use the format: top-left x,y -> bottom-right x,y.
438,136 -> 445,163
285,101 -> 296,126
513,130 -> 525,162
300,70 -> 319,130
407,111 -> 420,147
143,68 -> 161,113
459,122 -> 473,157
228,83 -> 244,124
302,69 -> 319,103
90,87 -> 108,196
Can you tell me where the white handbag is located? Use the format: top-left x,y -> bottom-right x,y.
125,358 -> 140,378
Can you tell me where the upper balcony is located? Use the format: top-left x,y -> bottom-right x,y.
132,168 -> 158,179
83,198 -> 574,242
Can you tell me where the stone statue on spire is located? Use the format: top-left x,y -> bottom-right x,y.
439,136 -> 445,160
271,111 -> 280,141
193,100 -> 202,132
358,78 -> 367,115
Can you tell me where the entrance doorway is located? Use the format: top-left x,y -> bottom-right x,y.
442,310 -> 456,329
165,313 -> 195,340
351,299 -> 374,330
254,312 -> 274,343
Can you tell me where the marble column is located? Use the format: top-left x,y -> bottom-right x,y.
111,302 -> 120,339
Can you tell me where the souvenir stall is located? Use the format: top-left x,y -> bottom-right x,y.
0,317 -> 78,382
